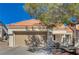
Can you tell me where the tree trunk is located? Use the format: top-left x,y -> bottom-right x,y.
72,25 -> 76,46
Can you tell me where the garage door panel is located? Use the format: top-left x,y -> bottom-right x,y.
15,32 -> 47,47
15,35 -> 26,47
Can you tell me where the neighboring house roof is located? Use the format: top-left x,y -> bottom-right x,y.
53,24 -> 73,33
65,26 -> 73,33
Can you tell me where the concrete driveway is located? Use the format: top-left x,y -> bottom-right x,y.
0,47 -> 34,55
0,47 -> 48,55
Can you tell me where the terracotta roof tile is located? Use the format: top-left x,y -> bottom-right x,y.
8,19 -> 42,28
10,19 -> 41,26
54,24 -> 73,33
8,19 -> 73,33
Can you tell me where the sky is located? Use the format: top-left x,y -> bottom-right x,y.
0,3 -> 32,24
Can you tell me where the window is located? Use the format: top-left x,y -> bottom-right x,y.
53,35 -> 55,40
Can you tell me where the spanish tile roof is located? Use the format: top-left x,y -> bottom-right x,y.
65,26 -> 73,32
8,19 -> 73,33
10,19 -> 41,26
53,24 -> 73,33
8,19 -> 42,28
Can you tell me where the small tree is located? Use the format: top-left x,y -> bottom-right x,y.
24,3 -> 79,49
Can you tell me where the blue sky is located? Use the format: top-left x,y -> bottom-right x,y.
0,3 -> 32,24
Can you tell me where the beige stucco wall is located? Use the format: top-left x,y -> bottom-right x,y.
9,34 -> 14,47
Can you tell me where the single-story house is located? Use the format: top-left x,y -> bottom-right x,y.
7,19 -> 74,48
8,19 -> 47,47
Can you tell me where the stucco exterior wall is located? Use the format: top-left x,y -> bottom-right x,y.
8,28 -> 47,47
8,28 -> 73,47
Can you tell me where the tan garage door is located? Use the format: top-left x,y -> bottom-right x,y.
15,34 -> 26,47
14,31 -> 47,47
